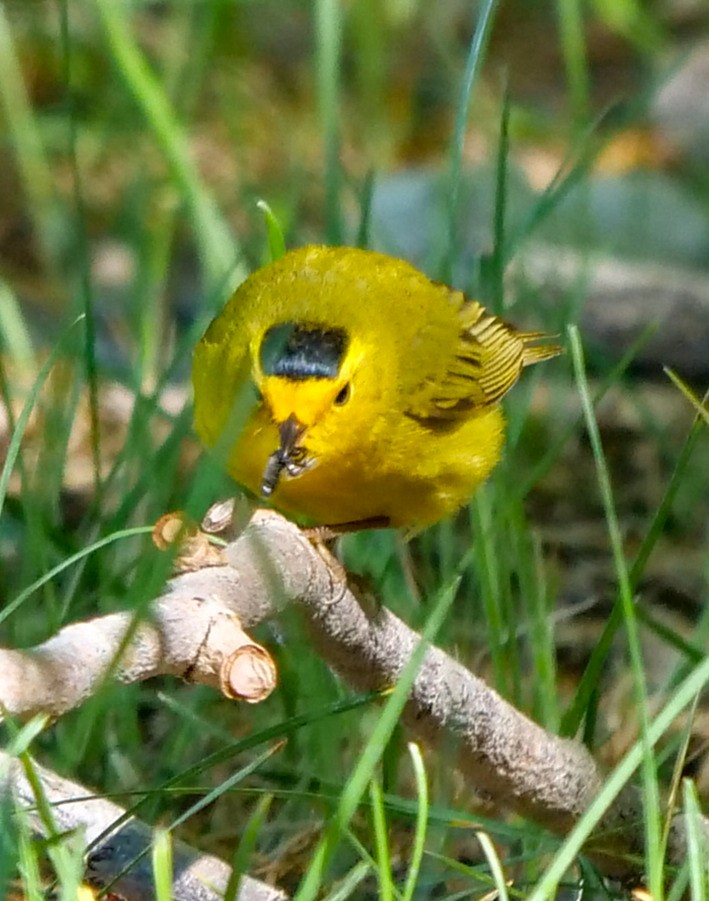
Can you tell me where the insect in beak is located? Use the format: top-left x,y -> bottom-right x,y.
260,414 -> 312,496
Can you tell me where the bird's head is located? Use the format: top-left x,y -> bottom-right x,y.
255,321 -> 360,497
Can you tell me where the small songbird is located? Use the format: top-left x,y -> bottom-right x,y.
193,246 -> 561,531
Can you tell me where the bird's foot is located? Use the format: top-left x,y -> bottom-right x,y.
302,516 -> 391,545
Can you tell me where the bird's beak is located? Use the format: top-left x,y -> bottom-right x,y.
260,414 -> 308,497
278,414 -> 303,460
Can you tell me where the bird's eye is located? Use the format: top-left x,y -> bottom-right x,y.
334,383 -> 350,406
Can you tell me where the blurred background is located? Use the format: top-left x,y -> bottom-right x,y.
0,1 -> 708,896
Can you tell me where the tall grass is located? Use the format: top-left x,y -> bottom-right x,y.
0,1 -> 707,898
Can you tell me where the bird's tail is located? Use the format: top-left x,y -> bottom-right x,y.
518,331 -> 564,367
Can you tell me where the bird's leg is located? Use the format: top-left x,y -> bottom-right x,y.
301,521 -> 388,616
302,516 -> 391,544
302,517 -> 392,573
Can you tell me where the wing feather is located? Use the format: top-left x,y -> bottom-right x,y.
405,291 -> 561,426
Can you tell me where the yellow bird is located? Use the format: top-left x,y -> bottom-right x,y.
193,246 -> 560,531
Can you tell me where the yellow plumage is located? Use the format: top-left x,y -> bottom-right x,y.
193,246 -> 560,530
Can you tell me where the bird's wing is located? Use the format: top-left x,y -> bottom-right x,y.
404,294 -> 561,426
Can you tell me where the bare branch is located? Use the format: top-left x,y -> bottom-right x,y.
0,594 -> 276,720
211,510 -> 709,880
1,508 -> 706,884
1,751 -> 287,901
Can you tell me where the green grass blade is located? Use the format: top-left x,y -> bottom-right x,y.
0,315 -> 83,522
476,831 -> 510,901
528,654 -> 709,900
592,0 -> 664,52
84,692 -> 380,858
0,782 -> 17,901
103,741 -> 284,896
518,323 -> 656,500
489,81 -> 511,314
59,0 -> 103,506
151,828 -> 173,901
0,6 -> 61,273
170,741 -> 285,832
3,718 -> 50,757
664,368 -> 709,426
16,750 -> 84,895
294,578 -> 458,901
567,325 -> 661,891
661,692 -> 700,867
257,199 -> 287,262
682,779 -> 708,901
94,0 -> 244,289
505,105 -> 616,260
555,0 -> 590,126
168,742 -> 281,830
524,529 -> 559,730
224,794 -> 274,901
0,526 -> 153,626
369,778 -> 396,901
401,742 -> 428,901
315,0 -> 343,244
445,0 -> 498,278
561,380 -> 708,736
469,487 -> 509,696
0,282 -> 34,365
321,861 -> 372,901
17,810 -> 43,901
356,168 -> 375,250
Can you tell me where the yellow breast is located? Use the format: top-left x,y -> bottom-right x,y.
227,402 -> 505,529
192,245 -> 560,531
